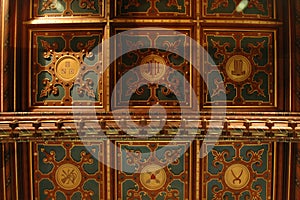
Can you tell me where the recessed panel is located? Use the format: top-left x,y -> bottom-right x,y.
203,29 -> 276,108
112,27 -> 194,109
33,0 -> 104,17
114,0 -> 192,18
202,142 -> 273,199
30,29 -> 104,108
203,0 -> 274,19
33,142 -> 105,199
115,141 -> 192,199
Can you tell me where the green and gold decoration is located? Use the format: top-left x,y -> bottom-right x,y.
116,141 -> 191,199
204,0 -> 273,18
34,142 -> 105,199
203,30 -> 275,107
113,28 -> 192,108
115,0 -> 191,17
34,0 -> 104,17
202,142 -> 273,199
31,30 -> 103,107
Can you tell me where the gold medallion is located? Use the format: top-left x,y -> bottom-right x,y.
140,55 -> 167,82
224,164 -> 250,190
140,164 -> 167,190
55,164 -> 82,190
225,55 -> 251,82
55,55 -> 80,82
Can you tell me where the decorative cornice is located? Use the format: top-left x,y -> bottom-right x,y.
0,112 -> 300,141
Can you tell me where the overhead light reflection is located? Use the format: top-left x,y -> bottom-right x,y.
236,0 -> 249,12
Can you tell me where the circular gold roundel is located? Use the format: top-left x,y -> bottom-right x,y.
55,164 -> 82,190
140,164 -> 167,190
224,164 -> 250,190
225,55 -> 251,82
140,55 -> 167,82
55,55 -> 80,82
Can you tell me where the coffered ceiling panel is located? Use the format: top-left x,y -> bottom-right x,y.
202,29 -> 277,109
115,141 -> 192,199
29,29 -> 104,109
114,0 -> 193,18
33,141 -> 106,199
202,0 -> 275,19
33,0 -> 104,17
111,27 -> 195,109
201,142 -> 273,199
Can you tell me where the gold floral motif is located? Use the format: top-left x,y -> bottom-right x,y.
41,0 -> 58,12
77,78 -> 96,98
40,78 -> 59,98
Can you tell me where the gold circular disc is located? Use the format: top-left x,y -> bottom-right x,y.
140,164 -> 166,190
55,55 -> 80,82
225,55 -> 251,82
140,55 -> 167,82
55,164 -> 82,190
224,164 -> 250,190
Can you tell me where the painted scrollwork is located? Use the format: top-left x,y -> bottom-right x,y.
211,0 -> 229,10
77,78 -> 96,98
118,142 -> 189,199
41,40 -> 59,59
35,32 -> 101,106
210,0 -> 265,12
35,142 -> 102,199
206,31 -> 272,106
79,0 -> 96,10
248,0 -> 265,12
204,143 -> 271,199
246,78 -> 265,97
123,0 -> 141,10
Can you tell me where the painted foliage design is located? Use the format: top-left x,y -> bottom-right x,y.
116,141 -> 191,200
204,0 -> 273,18
33,142 -> 104,199
202,142 -> 273,200
116,0 -> 191,17
35,0 -> 103,16
204,30 -> 275,107
31,30 -> 103,107
114,29 -> 192,108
